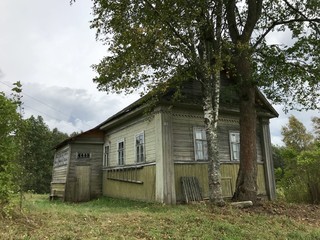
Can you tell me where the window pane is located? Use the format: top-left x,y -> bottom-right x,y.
195,130 -> 202,139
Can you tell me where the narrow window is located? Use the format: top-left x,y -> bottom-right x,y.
193,127 -> 208,160
135,132 -> 145,163
103,145 -> 110,167
229,132 -> 240,161
118,140 -> 125,165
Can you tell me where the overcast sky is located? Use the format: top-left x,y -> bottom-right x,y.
0,0 -> 318,145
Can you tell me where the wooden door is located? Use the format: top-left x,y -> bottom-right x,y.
76,166 -> 91,202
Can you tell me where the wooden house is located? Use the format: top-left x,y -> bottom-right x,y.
51,82 -> 278,203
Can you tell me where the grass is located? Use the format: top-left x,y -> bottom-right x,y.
1,194 -> 320,240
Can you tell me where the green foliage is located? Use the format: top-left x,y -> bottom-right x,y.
19,116 -> 68,194
281,115 -> 314,151
0,92 -> 20,208
297,145 -> 320,203
276,116 -> 320,203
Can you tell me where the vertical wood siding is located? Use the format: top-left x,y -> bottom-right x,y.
65,143 -> 103,202
175,163 -> 266,202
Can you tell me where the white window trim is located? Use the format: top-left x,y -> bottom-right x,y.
229,131 -> 240,161
103,144 -> 110,167
134,131 -> 145,163
193,126 -> 208,161
117,139 -> 125,166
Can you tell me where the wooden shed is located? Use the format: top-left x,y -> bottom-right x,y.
50,129 -> 104,202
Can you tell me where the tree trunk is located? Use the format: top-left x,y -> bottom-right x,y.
233,85 -> 258,203
203,74 -> 224,206
232,50 -> 258,203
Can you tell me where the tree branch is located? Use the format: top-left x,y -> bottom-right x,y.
242,0 -> 262,42
283,0 -> 320,35
225,0 -> 240,43
253,17 -> 320,49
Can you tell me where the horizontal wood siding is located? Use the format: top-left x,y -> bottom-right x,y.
106,116 -> 156,166
174,163 -> 266,201
172,112 -> 204,161
172,110 -> 264,163
51,166 -> 68,183
102,165 -> 156,201
51,146 -> 70,197
65,143 -> 103,201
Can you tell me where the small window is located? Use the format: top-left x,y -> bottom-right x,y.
193,127 -> 208,160
229,132 -> 240,161
76,152 -> 91,159
118,140 -> 125,165
103,145 -> 110,167
135,132 -> 145,163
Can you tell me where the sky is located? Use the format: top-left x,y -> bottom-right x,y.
0,0 -> 318,145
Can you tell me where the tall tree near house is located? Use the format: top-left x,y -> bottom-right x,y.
224,0 -> 320,202
73,0 -> 226,205
75,0 -> 320,203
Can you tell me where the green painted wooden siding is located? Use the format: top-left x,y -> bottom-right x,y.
102,165 -> 156,202
175,163 -> 266,202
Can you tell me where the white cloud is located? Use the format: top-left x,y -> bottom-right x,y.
20,82 -> 139,134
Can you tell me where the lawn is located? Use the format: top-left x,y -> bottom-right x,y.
1,194 -> 320,240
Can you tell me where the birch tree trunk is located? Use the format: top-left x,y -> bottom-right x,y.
203,73 -> 224,206
199,0 -> 224,205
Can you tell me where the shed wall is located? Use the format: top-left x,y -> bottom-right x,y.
65,143 -> 103,202
51,145 -> 70,199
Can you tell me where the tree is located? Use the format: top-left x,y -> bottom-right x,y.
278,116 -> 320,203
312,117 -> 320,141
222,0 -> 319,202
0,92 -> 20,209
281,115 -> 313,151
79,0 -> 320,203
19,117 -> 69,194
79,0 -> 226,205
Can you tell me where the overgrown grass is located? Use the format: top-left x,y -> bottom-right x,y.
1,194 -> 320,240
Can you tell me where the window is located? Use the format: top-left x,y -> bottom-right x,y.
193,127 -> 208,160
135,132 -> 145,163
76,152 -> 91,159
229,132 -> 240,161
118,140 -> 125,165
103,145 -> 110,167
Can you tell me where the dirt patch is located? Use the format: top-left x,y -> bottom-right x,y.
242,201 -> 320,227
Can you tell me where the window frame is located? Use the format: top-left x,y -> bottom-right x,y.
135,131 -> 145,163
193,127 -> 208,161
229,131 -> 240,161
117,139 -> 125,166
103,144 -> 110,167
